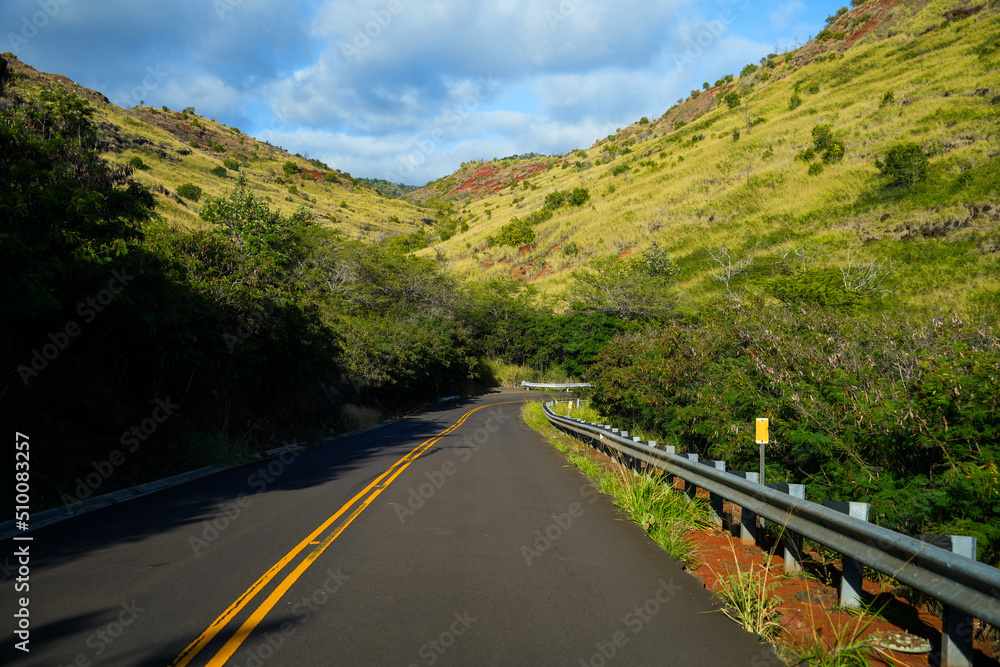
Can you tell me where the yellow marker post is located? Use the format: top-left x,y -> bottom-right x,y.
756,418 -> 769,486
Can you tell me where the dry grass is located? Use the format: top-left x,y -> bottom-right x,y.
417,2 -> 1000,318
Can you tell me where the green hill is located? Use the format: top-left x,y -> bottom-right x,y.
2,55 -> 430,239
410,0 -> 1000,321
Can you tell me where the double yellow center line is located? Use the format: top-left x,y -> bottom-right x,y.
172,402 -> 512,666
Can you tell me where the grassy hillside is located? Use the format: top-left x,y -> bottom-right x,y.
3,56 -> 429,239
413,0 -> 1000,322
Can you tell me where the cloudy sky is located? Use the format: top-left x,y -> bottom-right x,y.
4,0 -> 835,185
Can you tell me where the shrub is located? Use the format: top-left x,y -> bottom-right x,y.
732,128 -> 741,141
789,93 -> 802,110
875,143 -> 928,186
740,63 -> 759,77
566,187 -> 590,206
210,166 -> 227,177
282,161 -> 299,177
288,185 -> 298,195
544,190 -> 566,209
486,219 -> 535,247
612,163 -> 630,176
223,158 -> 240,171
880,90 -> 895,108
324,172 -> 339,183
176,183 -> 202,201
212,143 -> 224,152
674,120 -> 686,129
808,162 -> 825,176
822,138 -> 845,163
812,124 -> 833,151
638,116 -> 650,125
562,241 -> 580,257
128,156 -> 148,170
724,92 -> 741,109
189,139 -> 198,147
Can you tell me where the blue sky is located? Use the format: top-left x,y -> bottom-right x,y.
4,0 -> 838,185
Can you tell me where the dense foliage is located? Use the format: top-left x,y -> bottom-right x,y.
1,78 -> 628,512
589,301 -> 1000,565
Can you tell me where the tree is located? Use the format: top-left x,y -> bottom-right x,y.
569,253 -> 678,321
875,143 -> 928,187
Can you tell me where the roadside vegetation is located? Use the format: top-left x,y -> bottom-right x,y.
2,0 -> 998,577
521,402 -> 713,564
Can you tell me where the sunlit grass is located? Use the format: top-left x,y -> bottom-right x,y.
420,3 -> 1000,319
522,401 -> 712,563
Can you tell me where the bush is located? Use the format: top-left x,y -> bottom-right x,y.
486,219 -> 535,247
732,128 -> 741,141
822,138 -> 845,163
189,139 -> 198,147
612,163 -> 630,176
789,93 -> 802,110
880,90 -> 895,108
223,158 -> 240,171
544,190 -> 566,209
811,124 -> 833,151
808,162 -> 825,176
567,187 -> 590,206
876,143 -> 928,187
724,92 -> 741,109
129,156 -> 148,170
740,63 -> 759,77
176,183 -> 202,201
283,161 -> 299,177
212,143 -> 224,152
210,166 -> 227,177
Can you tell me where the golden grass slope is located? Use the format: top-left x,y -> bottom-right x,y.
5,57 -> 429,239
417,0 -> 1000,320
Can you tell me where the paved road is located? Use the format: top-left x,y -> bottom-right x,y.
3,391 -> 781,666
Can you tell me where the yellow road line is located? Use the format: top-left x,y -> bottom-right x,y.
173,400 -> 517,667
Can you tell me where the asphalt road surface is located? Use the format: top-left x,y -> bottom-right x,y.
3,390 -> 782,666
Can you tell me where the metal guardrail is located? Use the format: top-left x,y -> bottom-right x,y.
520,381 -> 592,390
542,401 -> 1000,633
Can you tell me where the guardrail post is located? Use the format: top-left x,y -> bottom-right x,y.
699,460 -> 726,526
727,471 -> 759,545
920,535 -> 977,667
766,484 -> 805,573
822,501 -> 870,608
678,453 -> 699,498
